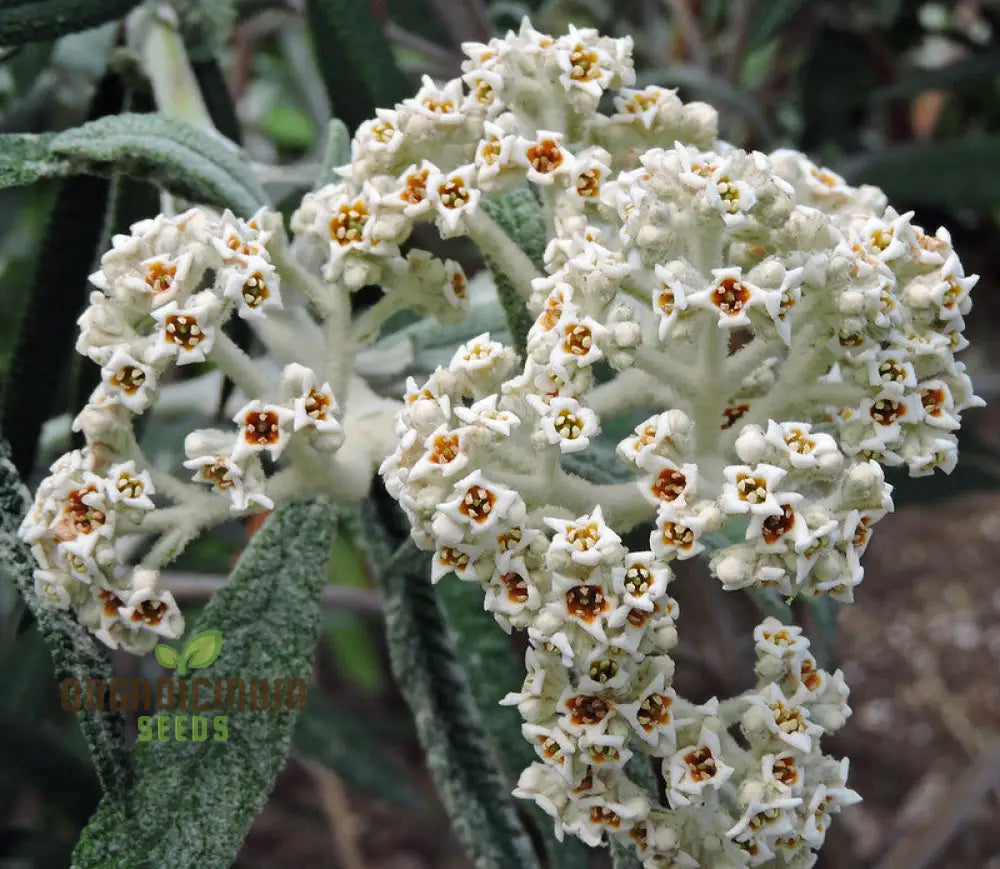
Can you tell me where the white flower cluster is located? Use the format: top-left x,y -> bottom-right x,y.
19,448 -> 182,653
20,207 -> 345,652
376,19 -> 982,867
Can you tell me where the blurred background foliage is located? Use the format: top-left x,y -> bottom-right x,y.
1,1 -> 999,867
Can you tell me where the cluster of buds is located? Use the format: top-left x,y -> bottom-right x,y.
376,19 -> 982,867
19,207 -> 349,652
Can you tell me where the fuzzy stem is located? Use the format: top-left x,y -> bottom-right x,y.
633,344 -> 701,399
351,292 -> 406,345
464,208 -> 543,301
209,331 -> 273,398
140,522 -> 201,571
585,367 -> 682,418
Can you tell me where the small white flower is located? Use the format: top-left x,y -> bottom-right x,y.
436,471 -> 522,540
546,506 -> 623,568
666,726 -> 734,807
429,165 -> 481,236
721,464 -> 788,517
530,395 -> 600,453
513,131 -> 574,186
104,461 -> 155,511
231,400 -> 295,462
148,292 -> 222,365
98,349 -> 158,413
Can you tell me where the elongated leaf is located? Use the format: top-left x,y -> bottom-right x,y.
436,577 -> 591,869
0,435 -> 133,806
746,0 -> 810,47
377,540 -> 540,869
50,112 -> 267,215
305,0 -> 411,131
315,118 -> 351,190
843,138 -> 1000,210
72,496 -> 338,869
0,0 -> 141,46
192,58 -> 243,144
0,132 -> 63,188
2,66 -> 121,476
481,189 -> 546,359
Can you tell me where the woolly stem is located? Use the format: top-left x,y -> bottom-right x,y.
465,208 -> 543,301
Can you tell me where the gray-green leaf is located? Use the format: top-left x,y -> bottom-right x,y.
72,497 -> 338,869
50,113 -> 267,216
480,188 -> 546,358
0,0 -> 142,46
0,133 -> 63,189
377,540 -> 541,869
0,435 -> 133,807
436,576 -> 591,869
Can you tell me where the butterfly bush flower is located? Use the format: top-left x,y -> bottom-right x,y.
371,19 -> 982,868
20,206 -> 398,652
16,15 -> 982,866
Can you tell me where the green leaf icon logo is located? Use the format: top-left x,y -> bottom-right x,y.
154,644 -> 180,669
178,630 -> 223,676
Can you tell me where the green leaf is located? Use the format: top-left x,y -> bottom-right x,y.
192,58 -> 243,144
315,118 -> 351,190
843,137 -> 1000,210
0,132 -> 63,189
154,644 -> 180,669
50,112 -> 268,216
436,577 -> 591,869
2,66 -> 122,476
0,0 -> 142,46
480,188 -> 546,359
376,539 -> 541,869
305,0 -> 411,131
0,435 -> 133,807
179,629 -> 223,673
746,0 -> 810,47
72,497 -> 338,869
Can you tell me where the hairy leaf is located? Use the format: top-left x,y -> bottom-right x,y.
50,113 -> 267,215
436,577 -> 591,869
0,0 -> 141,46
315,118 -> 351,190
2,66 -> 123,476
0,435 -> 133,806
481,189 -> 546,359
304,0 -> 410,131
377,540 -> 540,869
72,497 -> 338,869
0,132 -> 63,189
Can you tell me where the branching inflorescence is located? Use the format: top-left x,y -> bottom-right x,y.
18,18 -> 981,868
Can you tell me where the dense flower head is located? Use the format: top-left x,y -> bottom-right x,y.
13,15 -> 984,866
22,207 -> 347,652
376,18 -> 982,868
